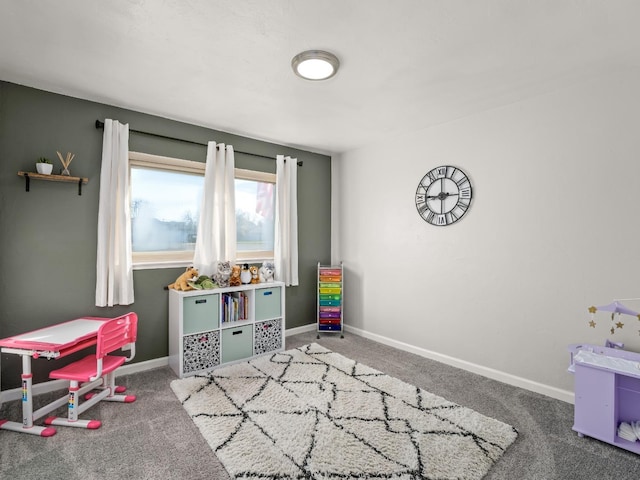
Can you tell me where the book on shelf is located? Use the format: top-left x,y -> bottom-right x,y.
221,291 -> 249,323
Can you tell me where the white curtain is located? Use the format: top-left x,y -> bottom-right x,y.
193,142 -> 236,275
95,119 -> 134,307
274,155 -> 299,286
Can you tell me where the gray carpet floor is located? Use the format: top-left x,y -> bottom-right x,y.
1,330 -> 639,479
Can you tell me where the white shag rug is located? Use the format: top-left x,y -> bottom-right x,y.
170,343 -> 517,479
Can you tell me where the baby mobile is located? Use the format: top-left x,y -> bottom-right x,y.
587,300 -> 640,336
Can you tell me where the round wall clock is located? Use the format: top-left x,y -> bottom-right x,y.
415,165 -> 473,226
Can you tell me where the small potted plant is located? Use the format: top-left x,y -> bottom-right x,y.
36,157 -> 53,175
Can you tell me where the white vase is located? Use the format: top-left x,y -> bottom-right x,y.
36,163 -> 53,175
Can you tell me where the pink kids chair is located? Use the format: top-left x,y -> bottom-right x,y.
45,312 -> 138,429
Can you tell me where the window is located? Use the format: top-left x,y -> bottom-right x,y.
129,152 -> 276,268
235,169 -> 276,257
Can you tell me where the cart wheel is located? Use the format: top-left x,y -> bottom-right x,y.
340,334 -> 344,338
317,334 -> 320,339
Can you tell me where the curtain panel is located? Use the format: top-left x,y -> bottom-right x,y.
95,119 -> 134,307
274,155 -> 299,286
193,142 -> 236,275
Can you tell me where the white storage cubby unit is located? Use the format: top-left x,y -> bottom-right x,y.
169,282 -> 285,378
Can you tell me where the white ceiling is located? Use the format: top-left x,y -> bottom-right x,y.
1,0 -> 639,155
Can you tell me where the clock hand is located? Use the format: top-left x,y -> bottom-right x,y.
426,191 -> 459,200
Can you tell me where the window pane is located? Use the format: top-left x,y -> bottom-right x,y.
235,178 -> 275,252
130,167 -> 203,252
129,155 -> 276,265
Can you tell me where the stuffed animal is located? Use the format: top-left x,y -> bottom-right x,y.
187,275 -> 217,290
249,265 -> 260,284
258,261 -> 275,283
213,261 -> 232,288
240,263 -> 252,284
229,264 -> 242,287
168,267 -> 199,291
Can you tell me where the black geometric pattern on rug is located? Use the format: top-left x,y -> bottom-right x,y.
171,343 -> 518,479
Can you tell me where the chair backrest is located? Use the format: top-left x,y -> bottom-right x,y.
96,312 -> 138,360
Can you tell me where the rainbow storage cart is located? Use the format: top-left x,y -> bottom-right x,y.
317,262 -> 344,338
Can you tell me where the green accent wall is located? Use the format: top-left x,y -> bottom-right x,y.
0,81 -> 331,390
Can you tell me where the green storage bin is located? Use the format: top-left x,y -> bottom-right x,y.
255,287 -> 282,321
221,325 -> 253,363
319,282 -> 341,288
320,294 -> 341,301
184,294 -> 219,334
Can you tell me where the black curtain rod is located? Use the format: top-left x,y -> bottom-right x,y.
95,120 -> 302,166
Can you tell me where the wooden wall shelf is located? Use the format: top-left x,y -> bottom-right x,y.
18,171 -> 89,196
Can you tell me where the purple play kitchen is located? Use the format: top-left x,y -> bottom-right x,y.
568,300 -> 640,454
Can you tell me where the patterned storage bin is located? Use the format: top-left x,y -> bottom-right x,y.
182,330 -> 220,373
254,319 -> 283,355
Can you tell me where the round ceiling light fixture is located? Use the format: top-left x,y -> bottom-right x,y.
291,50 -> 339,81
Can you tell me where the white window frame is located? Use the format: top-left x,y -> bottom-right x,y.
129,151 -> 276,270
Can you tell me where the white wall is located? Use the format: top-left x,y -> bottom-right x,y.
334,69 -> 640,401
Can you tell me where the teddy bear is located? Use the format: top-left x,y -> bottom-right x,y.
249,265 -> 260,284
229,264 -> 242,287
213,261 -> 232,288
240,263 -> 252,284
258,261 -> 275,283
167,266 -> 199,291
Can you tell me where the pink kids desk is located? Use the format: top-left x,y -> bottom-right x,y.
0,317 -> 111,436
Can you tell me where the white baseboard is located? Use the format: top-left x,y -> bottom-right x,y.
0,328 -> 317,405
0,327 -> 309,405
343,325 -> 575,404
0,357 -> 169,405
285,323 -> 316,336
2,324 -> 573,406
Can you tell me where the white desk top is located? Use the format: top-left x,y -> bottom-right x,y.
0,318 -> 107,352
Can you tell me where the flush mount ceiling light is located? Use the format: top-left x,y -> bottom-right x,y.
291,50 -> 339,81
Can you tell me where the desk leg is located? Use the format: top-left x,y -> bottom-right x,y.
21,355 -> 33,428
0,355 -> 56,437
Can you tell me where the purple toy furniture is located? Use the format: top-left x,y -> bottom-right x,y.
568,343 -> 640,454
